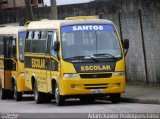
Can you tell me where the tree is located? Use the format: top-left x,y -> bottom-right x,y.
25,0 -> 34,21
50,0 -> 58,19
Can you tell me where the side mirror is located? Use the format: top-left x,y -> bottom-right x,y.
124,39 -> 129,49
54,41 -> 59,51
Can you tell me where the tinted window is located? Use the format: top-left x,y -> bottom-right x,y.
25,31 -> 47,54
45,31 -> 58,57
25,31 -> 32,52
0,36 -> 4,55
46,32 -> 52,54
4,36 -> 16,58
51,32 -> 58,57
31,31 -> 39,53
38,31 -> 47,53
11,38 -> 16,58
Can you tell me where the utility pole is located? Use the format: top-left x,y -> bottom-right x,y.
25,0 -> 34,21
13,0 -> 16,8
50,0 -> 58,19
13,0 -> 17,22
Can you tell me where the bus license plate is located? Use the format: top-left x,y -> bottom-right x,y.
91,89 -> 103,94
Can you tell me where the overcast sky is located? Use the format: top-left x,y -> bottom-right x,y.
43,0 -> 94,6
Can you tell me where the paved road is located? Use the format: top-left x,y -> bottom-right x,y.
0,96 -> 160,113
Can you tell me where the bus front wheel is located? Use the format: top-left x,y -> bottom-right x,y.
34,81 -> 45,104
110,93 -> 121,103
13,81 -> 22,101
80,96 -> 95,104
54,83 -> 64,106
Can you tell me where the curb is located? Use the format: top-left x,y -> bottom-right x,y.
121,97 -> 160,105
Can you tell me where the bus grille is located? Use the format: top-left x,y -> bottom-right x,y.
80,73 -> 112,79
84,84 -> 108,89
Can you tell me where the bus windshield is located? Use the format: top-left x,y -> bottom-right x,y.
19,31 -> 26,61
61,24 -> 122,60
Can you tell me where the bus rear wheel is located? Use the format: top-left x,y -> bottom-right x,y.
34,81 -> 51,104
54,83 -> 64,106
0,88 -> 8,100
110,93 -> 121,104
13,81 -> 22,101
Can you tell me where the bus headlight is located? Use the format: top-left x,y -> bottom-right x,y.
63,74 -> 78,78
19,72 -> 25,77
114,72 -> 125,76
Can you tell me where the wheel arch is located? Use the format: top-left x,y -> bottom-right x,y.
11,76 -> 16,88
51,76 -> 58,94
31,74 -> 36,90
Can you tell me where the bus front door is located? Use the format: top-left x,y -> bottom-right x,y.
4,36 -> 16,97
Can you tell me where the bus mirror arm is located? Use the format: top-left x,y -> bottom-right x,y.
57,53 -> 60,60
123,39 -> 129,57
124,49 -> 128,57
54,41 -> 60,52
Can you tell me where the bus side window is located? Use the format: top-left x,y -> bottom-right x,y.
0,36 -> 4,55
46,32 -> 52,54
4,36 -> 12,58
19,31 -> 26,61
31,31 -> 39,53
25,31 -> 32,53
11,37 -> 16,58
51,32 -> 58,57
46,31 -> 58,57
38,31 -> 47,53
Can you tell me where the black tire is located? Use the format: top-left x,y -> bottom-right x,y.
7,90 -> 14,99
44,94 -> 52,103
80,96 -> 95,104
13,81 -> 22,101
0,88 -> 8,100
34,81 -> 45,104
54,83 -> 64,106
110,93 -> 121,104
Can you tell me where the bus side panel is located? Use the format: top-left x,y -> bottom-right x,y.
4,70 -> 12,90
37,69 -> 48,93
0,69 -> 4,88
49,57 -> 59,93
16,61 -> 31,92
16,75 -> 31,92
25,68 -> 33,90
25,56 -> 48,93
5,58 -> 17,90
0,58 -> 4,88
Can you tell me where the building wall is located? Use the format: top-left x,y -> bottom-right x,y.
0,0 -> 160,84
142,9 -> 160,84
0,0 -> 43,9
1,0 -> 25,9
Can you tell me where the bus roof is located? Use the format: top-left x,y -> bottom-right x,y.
0,26 -> 26,35
27,19 -> 113,30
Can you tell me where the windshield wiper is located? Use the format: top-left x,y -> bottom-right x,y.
86,55 -> 99,62
64,55 -> 99,62
93,53 -> 117,60
64,56 -> 85,60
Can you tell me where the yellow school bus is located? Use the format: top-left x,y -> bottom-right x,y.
0,26 -> 31,101
24,18 -> 129,106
